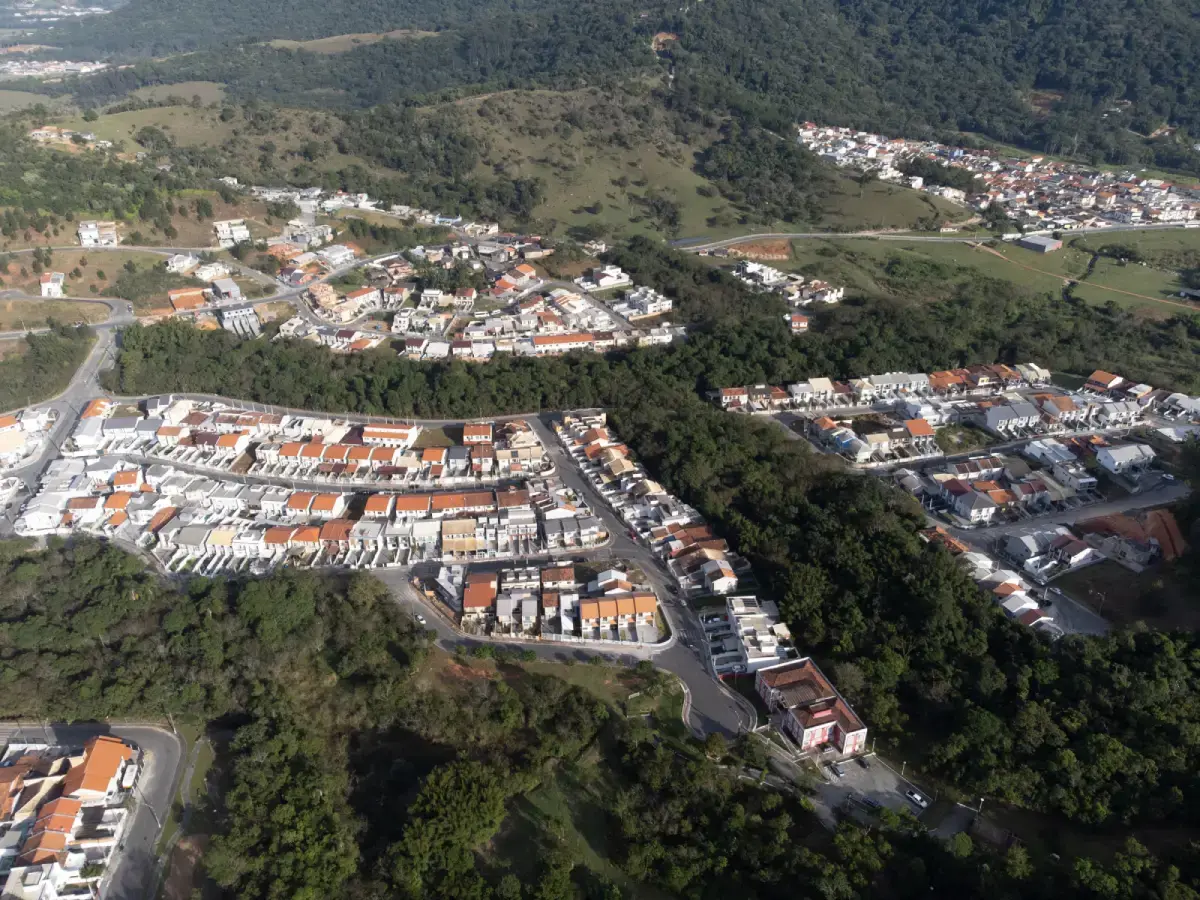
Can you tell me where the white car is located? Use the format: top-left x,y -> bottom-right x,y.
415,614 -> 427,625
905,789 -> 929,809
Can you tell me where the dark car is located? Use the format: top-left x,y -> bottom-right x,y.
857,756 -> 871,770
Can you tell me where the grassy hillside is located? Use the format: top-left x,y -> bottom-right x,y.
265,30 -> 435,53
36,87 -> 964,239
440,88 -> 967,239
775,233 -> 1200,318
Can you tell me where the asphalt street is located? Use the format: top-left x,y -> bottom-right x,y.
673,221 -> 1200,253
0,721 -> 183,900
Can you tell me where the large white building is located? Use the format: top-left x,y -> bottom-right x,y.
77,221 -> 117,247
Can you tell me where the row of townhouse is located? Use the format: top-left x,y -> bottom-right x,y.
556,410 -> 748,596
921,527 -> 1060,634
553,408 -> 870,747
76,398 -> 555,487
0,736 -> 139,896
20,452 -> 596,570
978,390 -> 1145,436
808,414 -> 940,466
717,362 -> 1054,412
933,454 -> 1070,525
452,564 -> 657,640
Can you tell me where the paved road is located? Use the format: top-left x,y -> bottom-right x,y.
0,721 -> 183,900
673,222 -> 1200,253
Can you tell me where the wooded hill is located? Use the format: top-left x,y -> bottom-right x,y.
35,0 -> 1200,175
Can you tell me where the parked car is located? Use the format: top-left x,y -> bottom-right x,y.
905,789 -> 929,809
829,763 -> 845,779
857,756 -> 871,770
415,614 -> 427,625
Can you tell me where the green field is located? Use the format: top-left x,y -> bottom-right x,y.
0,89 -> 52,112
131,81 -> 227,104
783,238 -> 1070,300
265,29 -> 434,53
776,232 -> 1200,316
817,175 -> 969,232
0,298 -> 107,330
1070,258 -> 1189,317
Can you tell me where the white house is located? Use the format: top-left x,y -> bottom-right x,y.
1096,444 -> 1156,474
165,253 -> 200,274
40,272 -> 65,298
701,558 -> 738,594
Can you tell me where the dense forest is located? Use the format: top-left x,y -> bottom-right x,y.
0,324 -> 95,412
4,538 -> 1200,898
28,0 -> 1200,175
0,123 -> 187,232
113,237 -> 1200,411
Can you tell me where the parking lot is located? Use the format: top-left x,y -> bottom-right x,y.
814,754 -> 931,819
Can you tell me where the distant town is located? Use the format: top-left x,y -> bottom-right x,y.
799,122 -> 1200,233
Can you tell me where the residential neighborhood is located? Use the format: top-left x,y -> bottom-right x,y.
798,122 -> 1200,232
13,398 -> 614,574
0,735 -> 141,900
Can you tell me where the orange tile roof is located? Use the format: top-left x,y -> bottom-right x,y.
63,736 -> 133,798
291,526 -> 321,544
394,494 -> 432,512
31,797 -> 80,834
634,593 -> 657,614
286,492 -> 315,511
279,441 -> 304,458
310,494 -> 340,513
579,601 -> 600,620
597,599 -> 618,617
264,526 -> 294,545
464,581 -> 498,609
146,506 -> 178,534
216,433 -> 245,448
1087,369 -> 1121,387
81,398 -> 110,418
421,447 -> 446,463
370,447 -> 395,463
904,418 -> 935,437
0,414 -> 17,430
300,443 -> 325,459
319,519 -> 354,542
364,495 -> 394,514
169,288 -> 207,311
103,493 -> 131,510
463,423 -> 493,440
348,445 -> 372,461
106,511 -> 129,527
67,496 -> 100,510
532,332 -> 593,347
322,444 -> 349,461
18,830 -> 66,865
112,470 -> 139,487
542,566 -> 575,583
